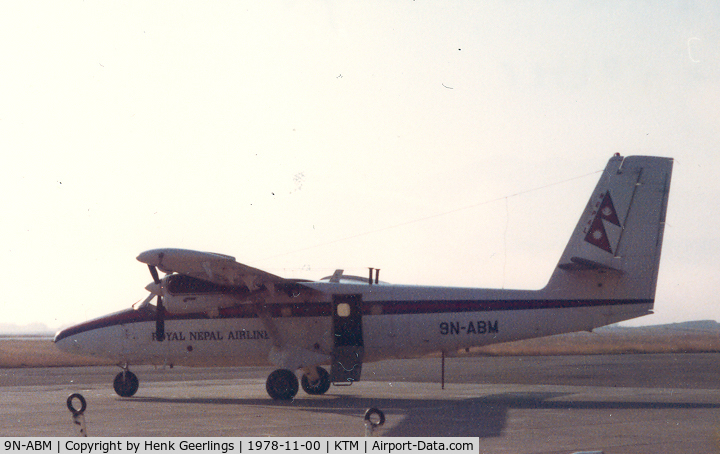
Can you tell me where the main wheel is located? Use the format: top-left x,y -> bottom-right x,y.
113,370 -> 139,397
265,369 -> 299,400
301,366 -> 331,395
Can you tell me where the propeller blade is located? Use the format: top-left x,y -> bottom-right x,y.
148,265 -> 161,285
147,264 -> 165,341
155,295 -> 165,342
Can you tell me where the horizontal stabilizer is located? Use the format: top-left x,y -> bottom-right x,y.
557,257 -> 624,274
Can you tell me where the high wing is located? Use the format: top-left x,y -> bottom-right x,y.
136,248 -> 287,290
137,248 -> 331,372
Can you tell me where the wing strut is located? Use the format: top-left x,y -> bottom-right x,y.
249,288 -> 331,371
252,299 -> 284,349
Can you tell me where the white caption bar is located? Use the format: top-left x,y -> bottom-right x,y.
1,438 -> 479,454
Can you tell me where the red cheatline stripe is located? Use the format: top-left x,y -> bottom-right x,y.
54,298 -> 651,342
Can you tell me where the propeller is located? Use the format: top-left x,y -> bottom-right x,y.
149,265 -> 165,342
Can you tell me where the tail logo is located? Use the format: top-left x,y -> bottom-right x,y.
583,191 -> 621,254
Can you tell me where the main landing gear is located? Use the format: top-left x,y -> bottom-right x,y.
113,368 -> 139,397
110,366 -> 331,400
265,366 -> 331,400
301,366 -> 331,395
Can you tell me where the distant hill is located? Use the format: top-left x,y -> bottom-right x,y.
0,323 -> 55,336
471,319 -> 720,356
601,320 -> 720,333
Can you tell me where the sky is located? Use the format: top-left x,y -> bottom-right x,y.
1,1 -> 719,330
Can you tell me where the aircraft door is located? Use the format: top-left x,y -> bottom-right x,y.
331,294 -> 364,384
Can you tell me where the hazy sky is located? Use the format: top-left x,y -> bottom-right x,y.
2,1 -> 718,329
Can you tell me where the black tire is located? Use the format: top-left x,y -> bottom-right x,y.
265,369 -> 299,400
301,367 -> 331,395
113,370 -> 139,397
66,393 -> 87,416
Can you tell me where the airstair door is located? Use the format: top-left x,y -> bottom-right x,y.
331,294 -> 364,384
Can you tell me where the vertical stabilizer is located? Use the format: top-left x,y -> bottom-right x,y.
545,155 -> 673,306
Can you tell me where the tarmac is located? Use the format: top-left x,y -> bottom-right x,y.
2,354 -> 720,453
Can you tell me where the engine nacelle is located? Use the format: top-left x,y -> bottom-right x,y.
160,274 -> 244,315
162,293 -> 239,315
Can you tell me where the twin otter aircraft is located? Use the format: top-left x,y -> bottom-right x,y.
55,155 -> 673,400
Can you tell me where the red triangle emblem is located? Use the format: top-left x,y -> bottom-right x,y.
597,191 -> 620,226
584,216 -> 613,253
583,191 -> 620,254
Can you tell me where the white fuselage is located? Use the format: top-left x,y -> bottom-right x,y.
54,279 -> 652,370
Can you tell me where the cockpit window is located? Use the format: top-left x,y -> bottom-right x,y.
166,274 -> 233,295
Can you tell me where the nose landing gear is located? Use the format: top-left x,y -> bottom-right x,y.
113,369 -> 139,397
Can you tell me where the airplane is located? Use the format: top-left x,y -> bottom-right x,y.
54,154 -> 673,400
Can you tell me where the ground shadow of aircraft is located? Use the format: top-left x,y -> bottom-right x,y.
128,390 -> 719,437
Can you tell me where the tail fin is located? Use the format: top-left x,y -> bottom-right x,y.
545,155 -> 673,310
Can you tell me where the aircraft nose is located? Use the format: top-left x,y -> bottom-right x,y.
52,308 -> 142,361
53,327 -> 79,354
54,324 -> 72,344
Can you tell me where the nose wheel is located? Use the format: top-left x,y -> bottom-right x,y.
113,370 -> 139,397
